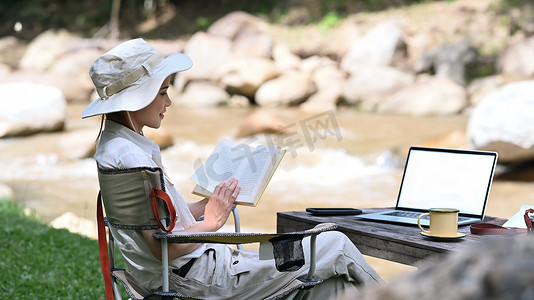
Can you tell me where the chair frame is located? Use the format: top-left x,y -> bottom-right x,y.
96,167 -> 335,299
105,207 -> 336,299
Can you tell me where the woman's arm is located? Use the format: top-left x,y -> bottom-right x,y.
188,198 -> 209,220
143,178 -> 241,261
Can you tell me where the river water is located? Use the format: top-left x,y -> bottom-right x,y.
2,103 -> 533,279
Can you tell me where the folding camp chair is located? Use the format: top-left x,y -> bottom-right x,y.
96,167 -> 337,300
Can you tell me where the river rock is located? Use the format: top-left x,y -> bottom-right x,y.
272,44 -> 301,73
498,36 -> 534,77
414,41 -> 479,85
300,55 -> 337,73
0,82 -> 66,137
174,80 -> 229,108
58,127 -> 100,159
342,66 -> 414,110
227,94 -> 251,108
218,57 -> 279,97
235,110 -> 289,138
147,39 -> 187,57
50,212 -> 97,239
300,65 -> 345,113
255,70 -> 316,107
322,16 -> 362,60
18,29 -> 95,72
339,235 -> 534,300
48,48 -> 102,103
467,80 -> 534,163
144,127 -> 174,150
340,19 -> 406,74
312,64 -> 345,91
181,32 -> 233,83
378,75 -> 467,116
208,11 -> 272,58
466,75 -> 505,106
0,36 -> 26,68
0,183 -> 14,201
0,64 -> 11,76
299,89 -> 339,113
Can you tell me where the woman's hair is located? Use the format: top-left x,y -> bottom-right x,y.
94,111 -> 134,143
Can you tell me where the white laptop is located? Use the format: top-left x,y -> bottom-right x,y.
355,146 -> 498,226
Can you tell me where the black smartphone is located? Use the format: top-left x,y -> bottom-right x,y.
306,208 -> 362,216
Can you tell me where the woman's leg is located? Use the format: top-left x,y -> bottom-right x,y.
169,232 -> 381,299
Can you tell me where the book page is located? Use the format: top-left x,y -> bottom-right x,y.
233,145 -> 273,201
252,148 -> 286,204
190,139 -> 281,205
190,138 -> 242,192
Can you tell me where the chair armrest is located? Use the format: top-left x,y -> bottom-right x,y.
152,222 -> 337,244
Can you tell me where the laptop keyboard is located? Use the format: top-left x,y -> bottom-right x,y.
386,211 -> 428,219
385,211 -> 470,222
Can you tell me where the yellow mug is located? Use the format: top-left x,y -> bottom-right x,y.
417,208 -> 459,237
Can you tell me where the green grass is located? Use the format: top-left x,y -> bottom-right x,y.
0,200 -> 126,299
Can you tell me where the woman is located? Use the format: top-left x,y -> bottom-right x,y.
83,38 -> 382,299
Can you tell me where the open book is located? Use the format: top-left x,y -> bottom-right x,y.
190,138 -> 286,206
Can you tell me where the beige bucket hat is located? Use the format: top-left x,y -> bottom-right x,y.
82,38 -> 192,119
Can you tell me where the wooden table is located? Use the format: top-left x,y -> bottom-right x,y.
277,208 -> 507,266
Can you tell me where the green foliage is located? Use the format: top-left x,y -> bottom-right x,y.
0,201 -> 127,299
319,11 -> 342,29
195,17 -> 212,30
496,0 -> 532,11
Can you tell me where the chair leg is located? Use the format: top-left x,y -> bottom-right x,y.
232,205 -> 243,250
109,227 -> 123,300
161,237 -> 169,292
298,234 -> 318,283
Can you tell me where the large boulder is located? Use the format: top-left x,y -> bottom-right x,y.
300,65 -> 345,113
18,29 -> 96,72
0,82 -> 66,137
498,36 -> 534,78
467,80 -> 534,163
0,64 -> 11,76
378,75 -> 467,116
0,36 -> 26,68
342,66 -> 414,110
15,30 -> 102,103
173,81 -> 229,108
341,19 -> 407,74
50,212 -> 97,239
414,41 -> 479,85
0,183 -> 14,201
48,48 -> 102,102
181,32 -> 233,84
235,110 -> 289,138
217,57 -> 279,97
467,75 -> 505,106
208,11 -> 272,58
255,70 -> 316,107
322,16 -> 362,60
272,44 -> 301,73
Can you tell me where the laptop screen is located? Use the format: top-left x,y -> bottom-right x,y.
396,147 -> 497,217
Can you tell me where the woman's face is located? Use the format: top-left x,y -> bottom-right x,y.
131,76 -> 172,131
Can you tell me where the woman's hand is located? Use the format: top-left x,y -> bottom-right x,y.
203,178 -> 241,231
